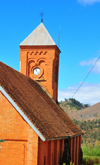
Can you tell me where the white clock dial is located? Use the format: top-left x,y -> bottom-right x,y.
33,67 -> 41,75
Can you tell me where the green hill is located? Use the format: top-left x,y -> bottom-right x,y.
59,98 -> 90,113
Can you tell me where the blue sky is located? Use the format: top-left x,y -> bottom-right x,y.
1,0 -> 100,105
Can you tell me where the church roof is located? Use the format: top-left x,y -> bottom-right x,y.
0,62 -> 83,141
20,23 -> 56,46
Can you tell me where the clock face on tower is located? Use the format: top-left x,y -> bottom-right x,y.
33,67 -> 41,75
27,56 -> 47,80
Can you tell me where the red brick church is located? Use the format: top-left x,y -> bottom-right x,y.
0,22 -> 83,165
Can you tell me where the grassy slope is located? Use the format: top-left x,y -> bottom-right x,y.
82,143 -> 100,165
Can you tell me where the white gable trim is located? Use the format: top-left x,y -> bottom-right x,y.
0,86 -> 46,141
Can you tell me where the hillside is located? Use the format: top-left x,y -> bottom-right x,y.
59,99 -> 100,147
59,99 -> 100,121
69,102 -> 100,121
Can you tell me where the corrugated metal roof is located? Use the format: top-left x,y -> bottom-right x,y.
20,23 -> 56,46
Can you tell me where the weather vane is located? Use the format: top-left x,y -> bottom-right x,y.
39,8 -> 44,23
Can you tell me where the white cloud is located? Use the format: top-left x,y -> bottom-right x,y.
58,83 -> 100,105
80,57 -> 100,74
78,0 -> 100,5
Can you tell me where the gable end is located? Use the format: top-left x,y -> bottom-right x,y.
0,86 -> 45,141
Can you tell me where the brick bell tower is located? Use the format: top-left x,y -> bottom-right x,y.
20,22 -> 60,101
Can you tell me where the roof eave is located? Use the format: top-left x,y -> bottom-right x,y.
19,45 -> 61,53
45,133 -> 83,141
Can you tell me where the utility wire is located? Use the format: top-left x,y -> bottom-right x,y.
72,56 -> 100,98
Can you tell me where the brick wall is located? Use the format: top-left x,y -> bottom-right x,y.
20,45 -> 60,101
0,91 -> 38,165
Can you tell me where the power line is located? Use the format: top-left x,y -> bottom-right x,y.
72,56 -> 100,98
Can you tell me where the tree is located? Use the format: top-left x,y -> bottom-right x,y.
64,98 -> 68,102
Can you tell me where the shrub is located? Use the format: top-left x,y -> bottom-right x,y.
82,143 -> 100,165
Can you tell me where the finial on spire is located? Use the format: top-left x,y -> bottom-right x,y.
39,8 -> 44,23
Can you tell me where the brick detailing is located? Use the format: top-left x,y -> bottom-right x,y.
20,45 -> 60,101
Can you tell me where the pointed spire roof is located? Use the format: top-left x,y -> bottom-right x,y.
20,23 -> 56,46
